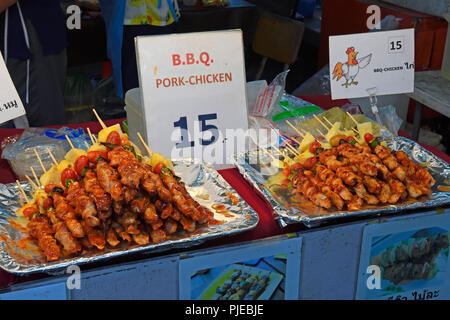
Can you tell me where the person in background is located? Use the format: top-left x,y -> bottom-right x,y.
99,0 -> 180,98
0,0 -> 67,128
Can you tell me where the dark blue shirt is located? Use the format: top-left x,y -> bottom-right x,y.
5,0 -> 68,60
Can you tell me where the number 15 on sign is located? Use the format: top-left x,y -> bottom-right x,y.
174,113 -> 219,148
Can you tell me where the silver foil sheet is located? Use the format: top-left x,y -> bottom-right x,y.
0,160 -> 259,274
234,136 -> 450,228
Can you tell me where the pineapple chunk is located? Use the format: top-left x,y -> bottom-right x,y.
356,122 -> 373,145
325,122 -> 342,142
298,133 -> 315,153
294,150 -> 315,164
150,152 -> 166,169
39,166 -> 61,186
57,160 -> 72,172
88,142 -> 108,153
98,124 -> 123,143
65,148 -> 87,164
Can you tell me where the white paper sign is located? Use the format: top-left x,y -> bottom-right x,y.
329,28 -> 415,100
355,211 -> 450,300
0,52 -> 26,124
136,30 -> 249,164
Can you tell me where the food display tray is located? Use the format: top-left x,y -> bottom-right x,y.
233,137 -> 450,228
0,160 -> 259,274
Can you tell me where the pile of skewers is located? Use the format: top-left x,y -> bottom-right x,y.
260,112 -> 436,212
15,111 -> 216,262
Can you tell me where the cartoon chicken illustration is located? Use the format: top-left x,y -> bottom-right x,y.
332,47 -> 372,88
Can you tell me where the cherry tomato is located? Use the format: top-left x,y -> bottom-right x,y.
282,167 -> 291,177
44,184 -> 62,194
42,198 -> 53,210
153,162 -> 165,174
292,163 -> 303,172
61,168 -> 79,186
87,151 -> 108,163
364,133 -> 375,144
309,141 -> 321,154
106,131 -> 121,145
23,206 -> 38,220
74,155 -> 89,176
303,157 -> 318,170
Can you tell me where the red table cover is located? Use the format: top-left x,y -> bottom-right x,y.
0,95 -> 448,288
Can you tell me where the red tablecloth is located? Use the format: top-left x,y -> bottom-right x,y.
0,95 -> 448,288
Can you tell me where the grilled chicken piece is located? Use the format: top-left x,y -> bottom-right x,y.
67,182 -> 100,227
315,165 -> 353,201
293,171 -> 331,209
81,220 -> 105,250
164,218 -> 179,235
28,215 -> 61,261
142,169 -> 172,203
96,160 -> 124,202
84,169 -> 112,212
106,228 -> 120,247
150,229 -> 167,243
304,170 -> 344,210
46,210 -> 82,255
52,193 -> 85,238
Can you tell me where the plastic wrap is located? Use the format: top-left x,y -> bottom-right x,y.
1,127 -> 92,179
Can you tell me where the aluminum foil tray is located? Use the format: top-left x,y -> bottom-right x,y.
0,160 -> 259,274
234,136 -> 450,228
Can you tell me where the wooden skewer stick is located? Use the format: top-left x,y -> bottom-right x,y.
279,136 -> 300,156
291,137 -> 302,146
323,116 -> 333,127
316,128 -> 325,137
87,127 -> 96,144
16,180 -> 29,203
30,167 -> 41,188
65,135 -> 75,150
313,114 -> 330,131
255,142 -> 277,162
285,120 -> 305,138
33,149 -> 46,173
84,141 -> 90,149
346,111 -> 359,126
92,109 -> 106,129
25,175 -> 38,190
137,132 -> 152,156
270,144 -> 288,158
46,147 -> 59,166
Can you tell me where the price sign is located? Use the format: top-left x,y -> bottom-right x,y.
0,52 -> 26,124
329,28 -> 415,100
135,30 -> 249,164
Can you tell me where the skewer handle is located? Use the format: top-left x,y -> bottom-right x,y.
92,109 -> 106,129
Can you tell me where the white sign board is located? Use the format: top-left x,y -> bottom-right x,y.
136,30 -> 249,164
329,28 -> 415,100
356,211 -> 450,300
0,52 -> 26,124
